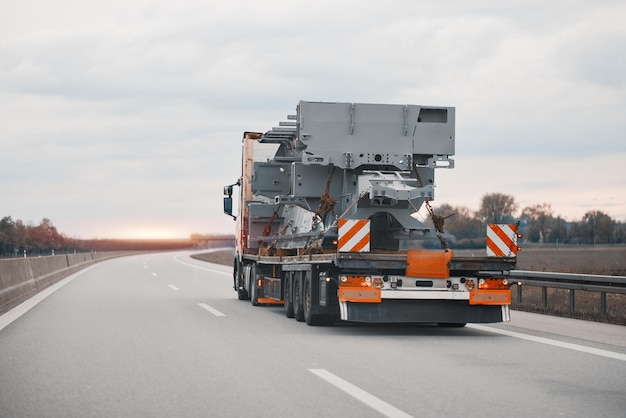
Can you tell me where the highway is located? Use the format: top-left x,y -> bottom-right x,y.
1,252 -> 625,418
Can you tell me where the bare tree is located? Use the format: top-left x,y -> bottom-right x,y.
477,193 -> 518,224
521,203 -> 553,243
434,204 -> 482,239
579,210 -> 614,244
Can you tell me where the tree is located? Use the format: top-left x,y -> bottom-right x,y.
521,203 -> 553,243
30,218 -> 65,253
578,210 -> 615,244
432,204 -> 481,238
0,216 -> 16,256
477,193 -> 518,225
13,220 -> 30,254
547,216 -> 568,244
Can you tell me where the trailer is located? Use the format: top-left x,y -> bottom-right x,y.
223,100 -> 519,326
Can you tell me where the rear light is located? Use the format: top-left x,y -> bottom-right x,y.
478,278 -> 509,289
373,277 -> 384,289
339,275 -> 382,287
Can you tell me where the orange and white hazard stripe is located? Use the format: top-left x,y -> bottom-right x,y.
338,219 -> 370,252
486,224 -> 519,257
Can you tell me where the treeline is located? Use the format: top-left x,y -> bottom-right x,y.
429,193 -> 626,248
0,216 -> 219,257
3,192 -> 625,256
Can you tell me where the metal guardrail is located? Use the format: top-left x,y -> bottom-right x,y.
508,270 -> 626,294
506,270 -> 626,316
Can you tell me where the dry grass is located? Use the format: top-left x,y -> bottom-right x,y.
191,249 -> 234,266
516,245 -> 626,275
511,286 -> 625,325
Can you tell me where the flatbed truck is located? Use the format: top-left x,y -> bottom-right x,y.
223,101 -> 519,326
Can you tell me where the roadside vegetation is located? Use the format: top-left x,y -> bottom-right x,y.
0,216 -> 232,256
427,193 -> 626,249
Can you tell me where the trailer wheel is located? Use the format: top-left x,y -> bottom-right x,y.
250,263 -> 259,306
304,272 -> 334,326
293,272 -> 304,322
303,273 -> 315,325
284,272 -> 295,318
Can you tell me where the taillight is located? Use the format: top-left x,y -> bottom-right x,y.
478,278 -> 509,289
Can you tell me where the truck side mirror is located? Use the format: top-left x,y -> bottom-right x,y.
223,196 -> 234,219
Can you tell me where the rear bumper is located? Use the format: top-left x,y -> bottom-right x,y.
339,299 -> 510,324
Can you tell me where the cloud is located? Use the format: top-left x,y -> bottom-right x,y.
1,0 -> 625,238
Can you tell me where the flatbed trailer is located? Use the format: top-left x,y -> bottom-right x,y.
235,250 -> 516,325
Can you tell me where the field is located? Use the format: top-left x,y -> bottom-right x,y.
193,246 -> 626,325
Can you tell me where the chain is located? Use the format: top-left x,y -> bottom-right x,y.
413,163 -> 451,250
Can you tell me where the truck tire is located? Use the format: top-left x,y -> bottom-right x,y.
304,272 -> 334,326
293,272 -> 305,322
236,261 -> 250,300
250,263 -> 260,306
284,272 -> 295,318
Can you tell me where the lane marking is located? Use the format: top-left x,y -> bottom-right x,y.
309,368 -> 413,418
468,324 -> 626,362
151,272 -> 157,277
174,255 -> 231,276
168,284 -> 179,291
198,303 -> 226,317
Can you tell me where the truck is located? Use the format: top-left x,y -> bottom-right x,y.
223,100 -> 519,326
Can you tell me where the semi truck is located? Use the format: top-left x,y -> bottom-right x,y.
223,100 -> 519,326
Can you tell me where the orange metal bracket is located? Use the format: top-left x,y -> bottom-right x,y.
405,250 -> 453,278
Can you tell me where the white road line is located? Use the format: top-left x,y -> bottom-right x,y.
151,272 -> 157,277
173,255 -> 231,276
309,368 -> 413,418
0,265 -> 97,332
168,284 -> 179,291
198,303 -> 226,317
468,324 -> 626,362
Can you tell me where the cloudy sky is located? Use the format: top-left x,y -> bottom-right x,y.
1,0 -> 625,239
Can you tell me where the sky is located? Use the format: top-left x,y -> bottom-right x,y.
1,0 -> 625,239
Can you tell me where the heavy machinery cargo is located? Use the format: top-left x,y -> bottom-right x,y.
223,100 -> 519,326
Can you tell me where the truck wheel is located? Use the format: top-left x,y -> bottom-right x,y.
293,272 -> 305,322
304,272 -> 334,326
250,263 -> 260,306
236,261 -> 249,300
237,287 -> 250,301
284,272 -> 295,318
303,273 -> 315,325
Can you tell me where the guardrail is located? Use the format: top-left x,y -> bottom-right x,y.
507,270 -> 626,317
0,252 -> 136,314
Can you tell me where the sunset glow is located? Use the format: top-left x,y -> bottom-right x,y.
106,226 -> 192,240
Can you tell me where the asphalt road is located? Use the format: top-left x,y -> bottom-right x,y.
1,252 -> 625,418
